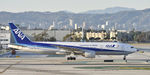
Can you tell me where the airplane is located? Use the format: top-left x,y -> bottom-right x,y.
8,23 -> 138,60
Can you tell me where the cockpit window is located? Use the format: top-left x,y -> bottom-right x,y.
131,47 -> 134,48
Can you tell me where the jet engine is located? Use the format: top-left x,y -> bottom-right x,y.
56,50 -> 67,55
83,51 -> 95,58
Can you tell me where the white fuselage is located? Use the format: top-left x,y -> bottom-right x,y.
9,42 -> 137,55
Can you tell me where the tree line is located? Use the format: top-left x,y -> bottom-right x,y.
118,31 -> 150,43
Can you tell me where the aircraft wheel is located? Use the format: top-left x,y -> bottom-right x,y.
123,55 -> 127,62
72,57 -> 76,60
67,57 -> 76,60
67,57 -> 71,60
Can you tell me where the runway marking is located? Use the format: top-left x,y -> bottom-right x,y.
0,65 -> 79,75
75,66 -> 150,70
0,60 -> 22,74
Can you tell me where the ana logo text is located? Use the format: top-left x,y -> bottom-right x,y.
13,29 -> 25,40
105,44 -> 119,48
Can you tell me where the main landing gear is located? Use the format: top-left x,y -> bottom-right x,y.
67,57 -> 76,60
66,52 -> 76,60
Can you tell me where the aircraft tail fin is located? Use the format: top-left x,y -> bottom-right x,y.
9,23 -> 32,44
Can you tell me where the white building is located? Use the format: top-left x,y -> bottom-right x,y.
0,30 -> 10,49
110,30 -> 117,40
74,24 -> 78,30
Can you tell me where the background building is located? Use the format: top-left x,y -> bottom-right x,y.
86,30 -> 107,40
0,27 -> 10,49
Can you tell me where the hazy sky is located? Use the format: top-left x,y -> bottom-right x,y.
0,0 -> 150,13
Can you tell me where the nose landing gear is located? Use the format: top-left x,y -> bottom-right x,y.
123,55 -> 127,62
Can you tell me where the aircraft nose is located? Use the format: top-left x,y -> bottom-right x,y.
134,48 -> 138,52
131,48 -> 138,52
136,49 -> 139,52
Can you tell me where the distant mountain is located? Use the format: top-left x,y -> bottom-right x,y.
54,10 -> 74,14
83,7 -> 136,14
0,8 -> 150,31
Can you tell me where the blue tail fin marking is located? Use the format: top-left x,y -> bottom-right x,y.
9,23 -> 32,44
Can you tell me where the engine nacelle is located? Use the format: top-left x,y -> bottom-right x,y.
56,50 -> 67,55
83,51 -> 95,58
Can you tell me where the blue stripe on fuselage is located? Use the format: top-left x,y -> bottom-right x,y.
16,42 -> 125,52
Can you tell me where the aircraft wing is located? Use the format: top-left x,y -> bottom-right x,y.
52,45 -> 84,54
